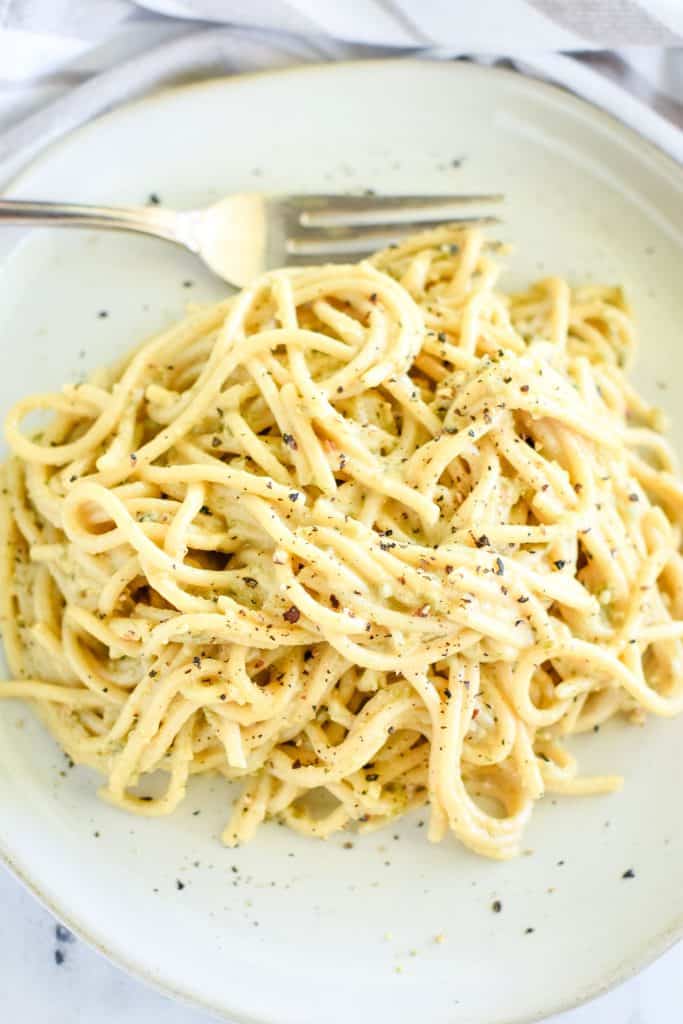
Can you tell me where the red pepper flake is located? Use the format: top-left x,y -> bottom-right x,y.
445,565 -> 453,574
283,606 -> 301,624
472,708 -> 479,719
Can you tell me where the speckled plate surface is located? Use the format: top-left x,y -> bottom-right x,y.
0,60 -> 682,1024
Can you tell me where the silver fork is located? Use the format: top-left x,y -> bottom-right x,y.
0,192 -> 502,288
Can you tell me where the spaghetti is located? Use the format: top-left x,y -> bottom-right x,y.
2,226 -> 683,859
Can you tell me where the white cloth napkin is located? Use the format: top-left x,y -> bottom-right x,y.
0,1 -> 681,189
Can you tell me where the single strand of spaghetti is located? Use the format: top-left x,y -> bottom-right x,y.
148,610 -> 310,652
382,375 -> 442,435
163,481 -> 205,560
222,772 -> 272,846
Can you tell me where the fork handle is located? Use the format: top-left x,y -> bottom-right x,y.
0,198 -> 184,245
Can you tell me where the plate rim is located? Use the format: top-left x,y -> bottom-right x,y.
1,57 -> 683,1024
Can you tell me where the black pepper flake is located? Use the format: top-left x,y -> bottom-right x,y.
444,688 -> 452,699
365,773 -> 379,782
622,868 -> 635,879
520,384 -> 530,393
129,452 -> 137,464
343,841 -> 354,849
182,280 -> 194,288
330,594 -> 340,609
475,534 -> 490,548
242,577 -> 258,588
147,192 -> 161,205
370,293 -> 377,303
518,595 -> 529,603
491,900 -> 502,913
283,606 -> 300,624
211,436 -> 221,448
55,924 -> 73,943
97,310 -> 109,319
282,433 -> 298,450
438,331 -> 447,343
628,493 -> 639,502
554,560 -> 566,570
524,927 -> 535,934
292,758 -> 302,770
495,557 -> 504,576
149,669 -> 157,677
54,949 -> 65,966
192,656 -> 201,668
176,879 -> 185,890
288,491 -> 300,502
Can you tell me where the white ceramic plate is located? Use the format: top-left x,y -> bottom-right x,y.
1,60 -> 683,1024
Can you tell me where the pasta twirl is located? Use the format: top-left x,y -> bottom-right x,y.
2,227 -> 683,859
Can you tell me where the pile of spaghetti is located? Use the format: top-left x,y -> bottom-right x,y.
2,227 -> 683,859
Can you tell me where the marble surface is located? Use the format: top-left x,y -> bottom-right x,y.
2,862 -> 682,1023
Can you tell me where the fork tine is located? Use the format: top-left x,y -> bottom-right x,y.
284,251 -> 377,268
293,193 -> 503,226
286,216 -> 500,255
